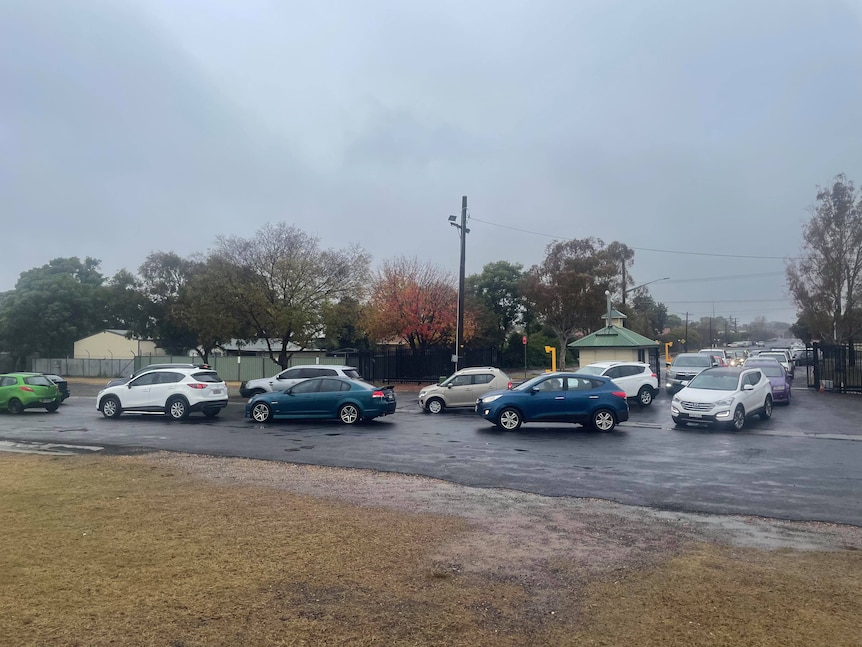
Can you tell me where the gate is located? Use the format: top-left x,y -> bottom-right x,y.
808,341 -> 862,393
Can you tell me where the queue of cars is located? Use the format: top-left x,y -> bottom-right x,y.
4,351 -> 800,433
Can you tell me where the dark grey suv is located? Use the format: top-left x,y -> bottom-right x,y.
665,353 -> 717,395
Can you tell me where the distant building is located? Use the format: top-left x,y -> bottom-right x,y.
74,330 -> 161,359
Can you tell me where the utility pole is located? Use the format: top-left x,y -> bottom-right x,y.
684,312 -> 689,352
449,196 -> 469,371
621,259 -> 627,307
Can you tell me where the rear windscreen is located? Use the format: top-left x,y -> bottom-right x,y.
344,369 -> 361,379
25,376 -> 55,387
192,371 -> 223,383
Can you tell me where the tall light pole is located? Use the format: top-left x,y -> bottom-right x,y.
449,196 -> 469,370
622,276 -> 670,305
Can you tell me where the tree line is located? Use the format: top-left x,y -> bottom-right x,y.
1,174 -> 859,371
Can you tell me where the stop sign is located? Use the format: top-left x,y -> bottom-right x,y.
522,335 -> 527,345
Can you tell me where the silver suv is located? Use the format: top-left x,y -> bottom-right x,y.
97,367 -> 228,420
666,353 -> 716,395
240,365 -> 361,398
418,366 -> 511,414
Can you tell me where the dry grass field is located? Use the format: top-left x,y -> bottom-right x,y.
1,451 -> 861,646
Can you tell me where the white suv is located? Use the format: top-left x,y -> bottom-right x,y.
419,367 -> 512,414
97,367 -> 228,420
240,365 -> 361,398
671,367 -> 773,431
578,361 -> 659,406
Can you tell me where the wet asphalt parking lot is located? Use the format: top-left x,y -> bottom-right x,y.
1,382 -> 860,526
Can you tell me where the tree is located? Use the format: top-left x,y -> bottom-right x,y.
363,256 -> 461,352
607,241 -> 636,301
0,257 -> 107,361
521,238 -> 619,369
321,296 -> 371,352
786,174 -> 862,343
465,260 -> 526,350
214,223 -> 370,368
625,291 -> 668,340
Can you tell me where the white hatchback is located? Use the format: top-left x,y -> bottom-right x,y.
97,367 -> 229,420
578,361 -> 659,406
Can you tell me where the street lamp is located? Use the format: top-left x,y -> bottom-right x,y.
449,196 -> 469,370
622,276 -> 670,306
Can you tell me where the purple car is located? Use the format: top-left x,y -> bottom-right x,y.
744,359 -> 792,405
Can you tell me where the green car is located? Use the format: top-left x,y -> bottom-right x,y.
0,373 -> 62,414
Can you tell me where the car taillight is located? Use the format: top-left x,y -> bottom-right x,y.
372,390 -> 384,398
651,373 -> 657,378
612,390 -> 627,399
507,381 -> 513,390
19,386 -> 34,392
187,383 -> 207,389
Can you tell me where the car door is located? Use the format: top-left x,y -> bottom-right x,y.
445,374 -> 477,407
122,371 -> 161,408
0,376 -> 15,408
563,376 -> 605,423
272,367 -> 305,391
471,373 -> 497,400
522,376 -> 568,422
276,378 -> 321,417
313,378 -> 349,417
740,371 -> 762,413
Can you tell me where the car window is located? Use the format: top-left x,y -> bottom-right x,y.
746,372 -> 762,387
473,374 -> 494,385
0,376 -> 14,387
156,372 -> 184,384
291,379 -> 319,394
343,369 -> 361,379
24,375 -> 55,388
604,367 -> 622,379
313,368 -> 337,377
278,368 -> 301,380
563,376 -> 592,391
451,375 -> 473,387
578,366 -> 605,376
130,372 -> 159,386
317,378 -> 348,392
622,365 -> 642,377
192,371 -> 222,383
536,377 -> 563,392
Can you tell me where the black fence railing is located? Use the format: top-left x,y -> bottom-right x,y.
808,341 -> 862,393
343,346 -> 501,384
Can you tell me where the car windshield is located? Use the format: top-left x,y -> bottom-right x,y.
24,375 -> 55,388
578,366 -> 606,376
673,356 -> 710,367
687,373 -> 740,390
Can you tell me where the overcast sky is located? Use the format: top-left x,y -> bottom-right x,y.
3,0 -> 862,325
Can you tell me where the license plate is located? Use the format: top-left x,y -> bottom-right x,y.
211,389 -> 223,395
689,413 -> 702,418
40,398 -> 54,403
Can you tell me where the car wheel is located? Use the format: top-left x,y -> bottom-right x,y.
672,417 -> 686,429
203,407 -> 220,418
166,397 -> 189,420
250,402 -> 272,423
7,398 -> 23,415
730,405 -> 745,431
759,395 -> 773,420
45,402 -> 59,413
426,398 -> 445,414
637,386 -> 654,407
497,407 -> 522,430
101,396 -> 122,419
592,408 -> 616,432
339,403 -> 360,425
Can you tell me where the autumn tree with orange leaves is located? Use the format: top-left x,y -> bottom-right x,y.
364,256 -> 474,352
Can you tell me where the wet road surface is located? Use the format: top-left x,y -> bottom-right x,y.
1,385 -> 860,526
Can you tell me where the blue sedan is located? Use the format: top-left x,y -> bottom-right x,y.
245,377 -> 397,424
475,372 -> 630,431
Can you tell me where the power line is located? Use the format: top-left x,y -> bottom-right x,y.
469,216 -> 794,260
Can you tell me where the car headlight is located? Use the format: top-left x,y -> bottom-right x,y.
418,390 -> 427,398
481,394 -> 502,404
773,384 -> 785,391
715,398 -> 734,407
672,396 -> 680,405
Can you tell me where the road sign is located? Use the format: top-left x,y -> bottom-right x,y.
522,335 -> 527,345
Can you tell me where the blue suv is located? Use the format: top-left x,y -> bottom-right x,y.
475,372 -> 630,432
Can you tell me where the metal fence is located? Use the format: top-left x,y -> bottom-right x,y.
806,341 -> 862,394
30,346 -> 501,384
